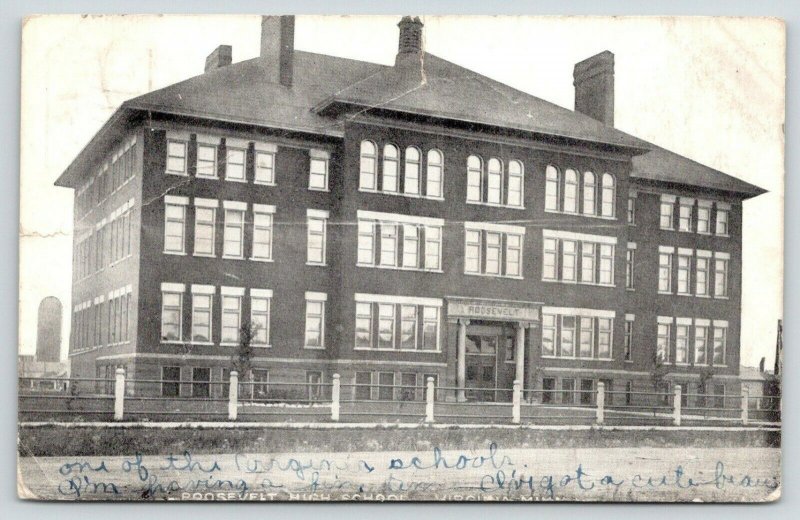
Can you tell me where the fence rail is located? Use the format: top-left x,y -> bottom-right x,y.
18,372 -> 781,427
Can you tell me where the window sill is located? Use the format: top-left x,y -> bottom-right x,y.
252,344 -> 272,349
164,251 -> 188,256
224,177 -> 248,184
657,291 -> 673,295
254,181 -> 277,187
465,272 -> 523,280
193,253 -> 216,259
304,346 -> 326,350
308,187 -> 330,193
466,200 -> 526,210
625,287 -> 635,292
189,341 -> 214,346
195,175 -> 219,181
306,262 -> 328,267
543,208 -> 616,220
220,342 -> 239,347
354,347 -> 441,353
358,263 -> 443,274
247,257 -> 274,263
165,171 -> 189,177
541,279 -> 614,288
715,234 -> 730,238
161,340 -> 185,345
221,255 -> 245,261
714,296 -> 730,300
359,188 -> 444,201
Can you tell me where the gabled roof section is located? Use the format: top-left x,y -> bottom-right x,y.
314,53 -> 649,151
631,143 -> 766,198
126,50 -> 389,136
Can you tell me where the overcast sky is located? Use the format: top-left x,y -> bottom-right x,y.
19,15 -> 784,368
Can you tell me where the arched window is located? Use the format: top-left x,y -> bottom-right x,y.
545,165 -> 560,211
583,171 -> 596,215
564,168 -> 578,213
467,155 -> 483,202
404,146 -> 421,195
601,173 -> 615,217
487,158 -> 503,204
426,149 -> 443,198
382,144 -> 399,193
507,160 -> 524,207
359,140 -> 377,190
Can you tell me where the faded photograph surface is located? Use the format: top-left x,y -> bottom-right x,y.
17,15 -> 784,502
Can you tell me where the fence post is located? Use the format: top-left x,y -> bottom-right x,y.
741,387 -> 749,426
331,373 -> 340,422
425,377 -> 435,423
228,370 -> 239,421
673,384 -> 682,426
596,381 -> 605,425
512,380 -> 521,424
113,367 -> 125,421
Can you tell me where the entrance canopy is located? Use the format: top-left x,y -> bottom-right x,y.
446,296 -> 542,324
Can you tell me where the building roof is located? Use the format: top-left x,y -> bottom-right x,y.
56,48 -> 766,199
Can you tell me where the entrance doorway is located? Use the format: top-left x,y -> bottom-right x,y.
465,324 -> 515,401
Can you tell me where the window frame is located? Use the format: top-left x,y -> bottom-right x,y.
304,293 -> 326,349
426,149 -> 444,199
306,211 -> 328,266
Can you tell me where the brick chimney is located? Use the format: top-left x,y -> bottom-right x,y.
204,45 -> 232,72
573,51 -> 615,126
261,15 -> 295,87
395,16 -> 424,76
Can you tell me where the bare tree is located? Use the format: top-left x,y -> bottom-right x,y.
231,321 -> 259,400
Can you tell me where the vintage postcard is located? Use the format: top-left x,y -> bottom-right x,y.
17,15 -> 784,502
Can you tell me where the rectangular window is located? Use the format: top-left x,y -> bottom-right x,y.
580,379 -> 594,406
252,369 -> 270,400
542,377 -> 555,404
196,143 -> 217,178
715,257 -> 729,298
355,302 -> 373,349
377,303 -> 395,349
466,159 -> 482,202
675,324 -> 689,364
543,238 -> 558,281
194,206 -> 216,256
304,295 -> 326,348
307,371 -> 323,401
424,226 -> 442,270
404,153 -> 420,196
485,232 -> 501,275
402,224 -> 419,268
307,214 -> 327,265
378,372 -> 395,401
223,207 -> 246,258
677,254 -> 692,295
713,325 -> 727,365
562,240 -> 577,282
465,229 -> 481,274
506,234 -> 522,277
660,200 -> 674,229
657,322 -> 671,363
678,202 -> 693,232
161,366 -> 181,397
221,293 -> 242,344
560,316 -> 576,357
309,155 -> 329,191
658,251 -> 673,293
225,147 -> 246,181
716,207 -> 729,236
487,163 -> 502,204
561,378 -> 576,405
355,372 -> 372,400
400,373 -> 417,401
696,256 -> 710,296
697,204 -> 711,234
255,150 -> 276,185
191,293 -> 212,342
421,306 -> 439,351
694,324 -> 708,365
625,246 -> 635,289
379,223 -> 398,267
507,162 -> 523,207
579,317 -> 593,358
581,243 -> 596,284
357,221 -> 375,265
250,293 -> 271,346
627,197 -> 635,224
541,313 -> 556,357
161,289 -> 183,341
164,203 -> 186,254
624,318 -> 633,361
597,318 -> 612,359
192,367 -> 210,398
252,208 -> 274,261
400,305 -> 417,350
599,244 -> 614,285
166,140 -> 187,175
